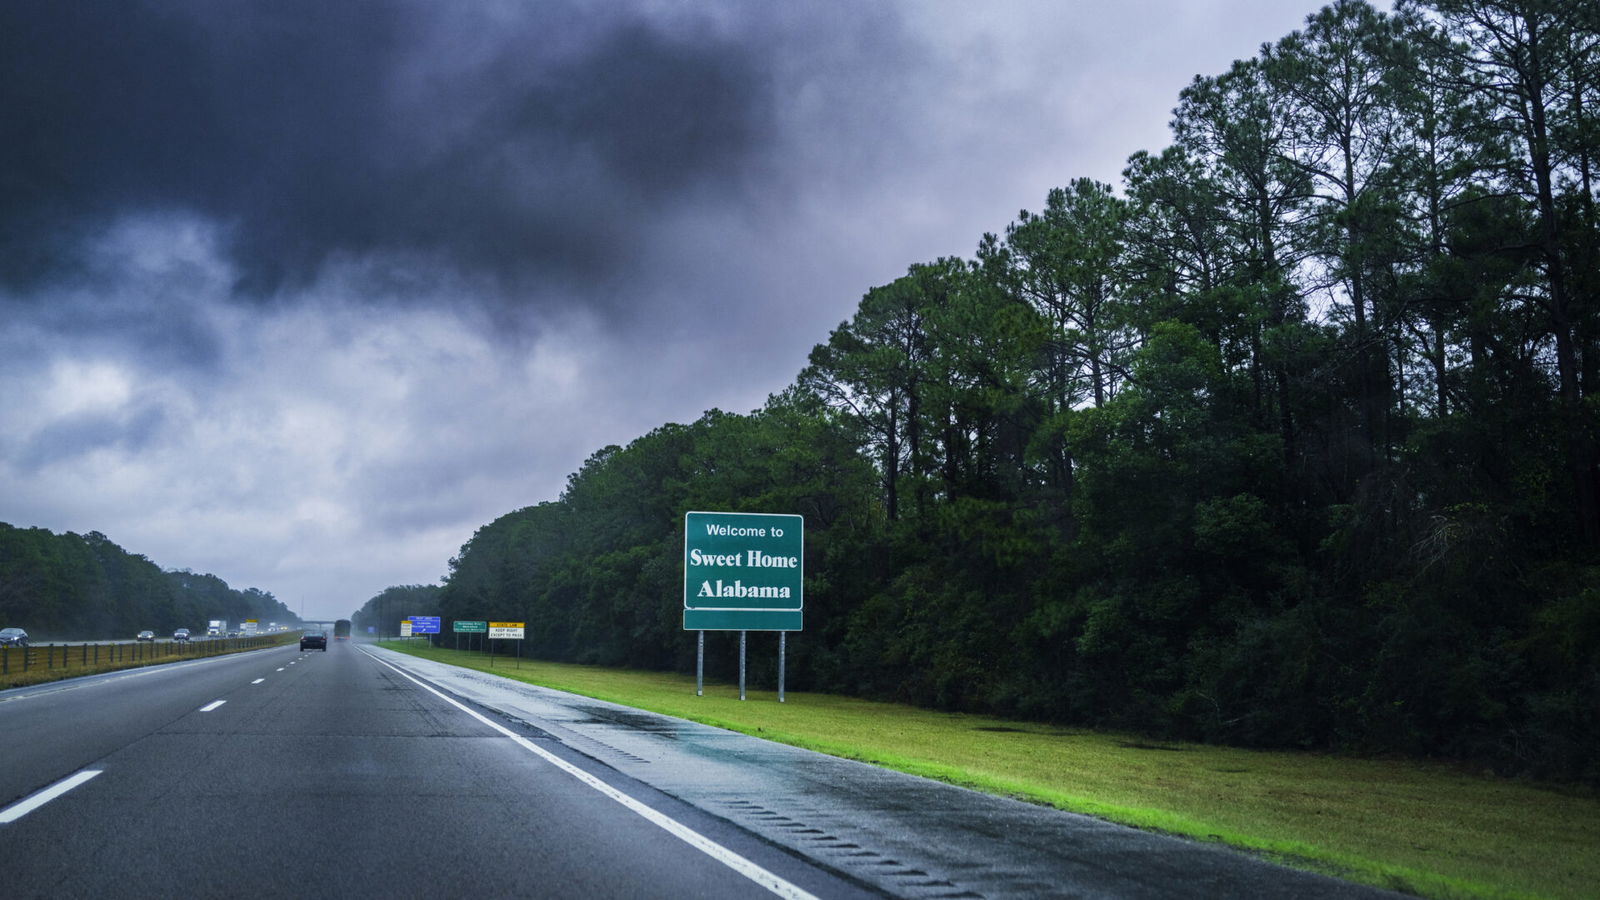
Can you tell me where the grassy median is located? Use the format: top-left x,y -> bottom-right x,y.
0,634 -> 298,689
380,640 -> 1597,900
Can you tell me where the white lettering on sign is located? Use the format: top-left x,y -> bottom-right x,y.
696,580 -> 793,599
706,523 -> 766,537
687,548 -> 800,568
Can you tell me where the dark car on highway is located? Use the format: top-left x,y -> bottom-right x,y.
136,630 -> 155,642
300,630 -> 327,651
173,628 -> 190,642
0,627 -> 28,647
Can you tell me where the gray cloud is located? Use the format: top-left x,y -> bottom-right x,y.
0,0 -> 817,303
18,406 -> 168,472
0,0 -> 1353,619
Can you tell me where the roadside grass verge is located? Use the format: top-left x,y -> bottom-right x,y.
0,635 -> 297,690
380,641 -> 1597,900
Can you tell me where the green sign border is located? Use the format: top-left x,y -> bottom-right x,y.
452,620 -> 487,633
683,511 -> 803,632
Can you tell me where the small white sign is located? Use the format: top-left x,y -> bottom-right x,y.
399,620 -> 413,637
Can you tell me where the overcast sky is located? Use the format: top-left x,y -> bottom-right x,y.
1,0 -> 1351,621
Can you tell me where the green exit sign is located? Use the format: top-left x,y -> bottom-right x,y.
683,511 -> 803,631
452,620 -> 487,633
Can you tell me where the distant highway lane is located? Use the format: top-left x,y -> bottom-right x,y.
0,643 -> 871,898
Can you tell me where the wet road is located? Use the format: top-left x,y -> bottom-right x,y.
0,642 -> 870,899
378,647 -> 1406,900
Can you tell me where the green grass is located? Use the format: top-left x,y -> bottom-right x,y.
380,641 -> 1598,900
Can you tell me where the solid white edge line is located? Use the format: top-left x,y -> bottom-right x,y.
362,648 -> 818,900
0,769 -> 103,824
199,699 -> 226,712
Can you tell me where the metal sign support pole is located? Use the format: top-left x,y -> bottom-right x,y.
779,632 -> 786,703
739,630 -> 747,701
696,630 -> 704,696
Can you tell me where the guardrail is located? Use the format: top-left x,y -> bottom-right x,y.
1,634 -> 294,686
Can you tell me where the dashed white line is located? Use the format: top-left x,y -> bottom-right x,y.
0,770 -> 103,824
251,678 -> 265,684
363,649 -> 818,900
276,668 -> 285,672
199,700 -> 226,712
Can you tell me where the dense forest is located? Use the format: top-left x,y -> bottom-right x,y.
443,0 -> 1599,781
349,584 -> 442,638
0,523 -> 299,637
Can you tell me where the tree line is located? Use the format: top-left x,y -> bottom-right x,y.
0,522 -> 300,637
349,584 -> 441,639
421,0 -> 1597,781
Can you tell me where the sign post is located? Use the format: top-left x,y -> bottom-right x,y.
683,511 -> 802,701
488,622 -> 525,668
453,619 -> 487,653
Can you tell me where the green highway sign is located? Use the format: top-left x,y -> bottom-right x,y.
452,620 -> 487,633
683,511 -> 802,631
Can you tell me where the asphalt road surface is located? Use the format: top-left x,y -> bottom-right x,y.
1,642 -> 1403,899
0,642 -> 871,899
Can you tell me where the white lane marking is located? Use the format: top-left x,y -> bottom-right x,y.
276,668 -> 285,672
251,678 -> 265,684
363,650 -> 817,900
0,770 -> 103,824
199,700 -> 226,712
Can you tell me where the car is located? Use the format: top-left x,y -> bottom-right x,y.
173,628 -> 191,642
136,630 -> 155,642
300,630 -> 328,651
0,627 -> 28,647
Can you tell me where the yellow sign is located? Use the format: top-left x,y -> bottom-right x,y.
488,622 -> 525,639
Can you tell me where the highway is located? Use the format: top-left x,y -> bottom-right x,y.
0,642 -> 870,898
0,642 -> 1402,899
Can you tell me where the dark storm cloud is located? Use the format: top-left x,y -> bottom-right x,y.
0,0 -> 791,301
